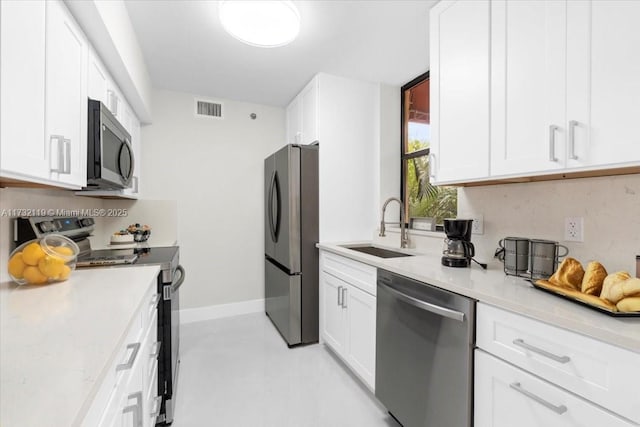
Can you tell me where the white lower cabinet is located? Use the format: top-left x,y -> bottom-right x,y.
82,287 -> 160,427
475,303 -> 640,426
319,251 -> 376,390
475,350 -> 635,427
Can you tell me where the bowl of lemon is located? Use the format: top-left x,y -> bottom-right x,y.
7,234 -> 79,285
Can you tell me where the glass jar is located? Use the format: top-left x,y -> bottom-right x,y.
7,234 -> 79,285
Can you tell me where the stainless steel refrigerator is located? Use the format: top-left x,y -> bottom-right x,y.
264,143 -> 319,346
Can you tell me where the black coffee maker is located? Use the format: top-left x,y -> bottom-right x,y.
442,219 -> 475,268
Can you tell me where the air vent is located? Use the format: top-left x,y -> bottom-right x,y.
195,99 -> 223,118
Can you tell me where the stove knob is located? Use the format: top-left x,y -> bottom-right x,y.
81,218 -> 94,227
38,221 -> 56,233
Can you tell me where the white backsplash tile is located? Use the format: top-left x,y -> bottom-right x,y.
458,174 -> 640,273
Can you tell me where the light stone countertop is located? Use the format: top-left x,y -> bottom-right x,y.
318,242 -> 640,353
0,265 -> 160,427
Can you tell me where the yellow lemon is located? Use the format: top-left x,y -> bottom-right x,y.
38,255 -> 65,278
57,264 -> 72,280
22,242 -> 45,266
51,246 -> 74,257
8,252 -> 26,279
23,266 -> 48,285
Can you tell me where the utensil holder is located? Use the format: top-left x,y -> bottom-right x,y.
499,237 -> 530,277
529,239 -> 569,279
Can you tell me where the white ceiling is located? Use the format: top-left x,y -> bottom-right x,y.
125,0 -> 436,107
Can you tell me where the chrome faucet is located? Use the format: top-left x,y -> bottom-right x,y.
379,197 -> 409,248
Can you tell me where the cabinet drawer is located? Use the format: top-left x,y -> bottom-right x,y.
475,350 -> 636,427
321,251 -> 376,295
477,303 -> 640,423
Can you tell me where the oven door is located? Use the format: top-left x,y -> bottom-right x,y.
99,111 -> 134,188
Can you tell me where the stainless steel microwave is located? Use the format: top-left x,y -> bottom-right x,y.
85,98 -> 134,190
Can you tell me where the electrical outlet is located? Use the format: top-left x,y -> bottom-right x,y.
564,217 -> 584,242
471,214 -> 484,235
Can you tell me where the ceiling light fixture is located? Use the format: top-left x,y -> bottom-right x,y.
219,1 -> 301,48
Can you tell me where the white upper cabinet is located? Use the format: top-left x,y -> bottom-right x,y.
0,0 -> 87,189
286,97 -> 302,144
285,77 -> 319,145
45,0 -> 88,188
429,0 -> 490,184
88,48 -> 108,105
300,79 -> 319,145
432,0 -> 640,184
490,0 -> 567,176
566,0 -> 640,170
0,1 -> 48,183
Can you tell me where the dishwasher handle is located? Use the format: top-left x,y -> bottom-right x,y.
379,282 -> 465,322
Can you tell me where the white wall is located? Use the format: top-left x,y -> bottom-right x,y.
141,88 -> 285,310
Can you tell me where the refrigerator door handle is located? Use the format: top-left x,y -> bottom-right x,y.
268,171 -> 277,242
271,171 -> 281,242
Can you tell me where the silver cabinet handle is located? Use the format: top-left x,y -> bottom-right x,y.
49,135 -> 65,172
341,287 -> 348,308
116,342 -> 141,371
510,382 -> 568,415
548,125 -> 559,162
151,396 -> 163,418
428,153 -> 437,179
150,341 -> 162,359
512,339 -> 571,363
62,138 -> 71,174
337,285 -> 343,306
123,391 -> 143,427
380,282 -> 465,322
568,120 -> 578,160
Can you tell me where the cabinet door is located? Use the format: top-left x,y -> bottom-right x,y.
300,78 -> 319,145
566,0 -> 640,169
320,272 -> 346,355
286,96 -> 302,144
475,350 -> 635,427
429,0 -> 490,183
490,0 -> 567,176
45,0 -> 87,187
344,284 -> 376,390
88,49 -> 108,104
0,1 -> 48,181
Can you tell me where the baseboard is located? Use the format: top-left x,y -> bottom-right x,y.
180,298 -> 265,324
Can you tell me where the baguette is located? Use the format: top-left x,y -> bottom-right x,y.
549,257 -> 584,291
581,261 -> 607,295
535,279 -> 617,311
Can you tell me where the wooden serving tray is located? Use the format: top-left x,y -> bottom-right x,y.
528,279 -> 640,317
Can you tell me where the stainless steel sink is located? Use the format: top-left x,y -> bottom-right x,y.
342,245 -> 413,259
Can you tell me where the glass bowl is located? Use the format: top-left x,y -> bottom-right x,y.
7,234 -> 80,285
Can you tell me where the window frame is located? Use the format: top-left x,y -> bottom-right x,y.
400,71 -> 430,226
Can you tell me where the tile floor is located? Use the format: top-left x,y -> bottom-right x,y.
171,313 -> 400,427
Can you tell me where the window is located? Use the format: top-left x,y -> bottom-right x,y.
401,72 -> 457,229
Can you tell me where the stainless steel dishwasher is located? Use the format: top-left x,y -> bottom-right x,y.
375,269 -> 475,427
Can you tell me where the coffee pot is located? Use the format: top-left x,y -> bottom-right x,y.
442,219 -> 486,269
